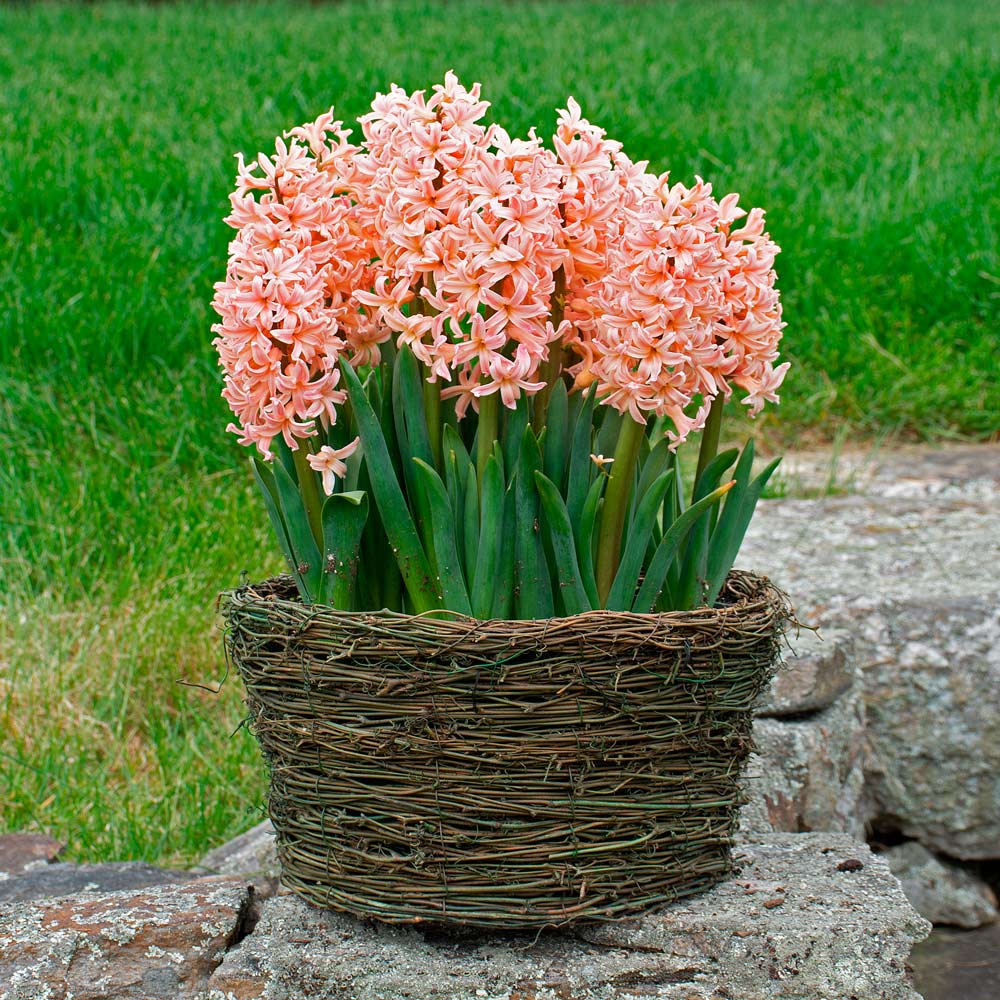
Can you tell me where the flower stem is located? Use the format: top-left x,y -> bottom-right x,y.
476,392 -> 499,493
595,414 -> 646,606
693,394 -> 726,501
292,442 -> 324,549
423,375 -> 442,471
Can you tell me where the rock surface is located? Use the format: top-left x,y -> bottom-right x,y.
197,818 -> 277,880
0,860 -> 199,904
882,841 -> 998,929
0,876 -> 255,1000
744,681 -> 866,838
777,442 -> 1000,501
741,458 -> 1000,859
756,626 -> 855,718
207,834 -> 929,1000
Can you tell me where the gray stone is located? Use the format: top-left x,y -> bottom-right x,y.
776,443 -> 1000,501
207,834 -> 930,1000
882,842 -> 998,929
743,682 -> 867,838
757,626 -> 855,717
0,860 -> 198,904
0,876 -> 255,1000
198,818 -> 278,879
740,490 -> 1000,859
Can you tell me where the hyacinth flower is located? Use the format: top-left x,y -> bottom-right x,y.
212,75 -> 788,617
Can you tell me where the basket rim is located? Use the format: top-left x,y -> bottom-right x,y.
220,568 -> 790,635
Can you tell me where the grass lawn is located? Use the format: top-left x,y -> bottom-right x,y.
2,0 -> 998,866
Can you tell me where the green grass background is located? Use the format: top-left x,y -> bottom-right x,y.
2,0 -> 998,865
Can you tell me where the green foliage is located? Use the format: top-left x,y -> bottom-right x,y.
267,356 -> 768,617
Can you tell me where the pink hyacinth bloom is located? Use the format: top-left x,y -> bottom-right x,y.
308,439 -> 361,495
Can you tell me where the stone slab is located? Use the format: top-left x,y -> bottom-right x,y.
882,842 -> 998,929
0,860 -> 199,904
756,626 -> 855,718
776,443 -> 1000,501
740,491 -> 1000,859
743,683 -> 866,838
197,819 -> 277,879
0,876 -> 254,1000
207,834 -> 929,1000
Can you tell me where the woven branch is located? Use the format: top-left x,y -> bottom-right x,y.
221,570 -> 790,929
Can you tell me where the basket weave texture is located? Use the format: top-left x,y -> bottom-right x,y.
222,570 -> 789,929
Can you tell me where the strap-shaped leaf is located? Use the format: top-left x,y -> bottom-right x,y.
443,447 -> 463,561
319,490 -> 369,608
502,395 -> 530,482
412,459 -> 473,615
576,476 -> 604,609
462,463 -> 479,586
250,455 -> 304,595
392,346 -> 434,468
705,449 -> 781,605
443,423 -> 474,487
676,447 -> 739,608
490,484 -> 516,619
605,470 -> 675,611
566,382 -> 597,528
270,453 -> 323,602
471,454 -> 503,618
637,437 -> 671,510
513,428 -> 554,620
632,481 -> 735,613
534,471 -> 592,615
542,379 -> 569,490
339,359 -> 441,614
594,404 -> 622,460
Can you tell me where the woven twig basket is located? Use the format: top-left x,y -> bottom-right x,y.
222,570 -> 789,929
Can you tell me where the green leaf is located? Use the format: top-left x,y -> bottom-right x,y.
471,455 -> 504,619
676,447 -> 739,608
705,448 -> 781,605
339,359 -> 441,614
636,437 -> 671,511
250,455 -> 303,594
319,490 -> 369,608
605,470 -> 675,611
534,471 -> 591,615
462,463 -> 479,585
443,447 -> 463,558
443,422 -> 474,486
392,346 -> 434,469
594,403 -> 622,460
490,484 -> 516,619
566,382 -> 597,528
542,379 -> 569,490
412,459 -> 473,615
576,476 -> 604,609
632,481 -> 735,613
270,454 -> 323,602
502,395 -> 530,481
513,428 -> 554,620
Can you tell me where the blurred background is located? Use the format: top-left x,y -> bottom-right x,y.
1,0 -> 997,865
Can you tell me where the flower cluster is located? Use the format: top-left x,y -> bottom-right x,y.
213,75 -> 787,477
211,114 -> 370,459
354,73 -> 570,417
591,176 -> 787,441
